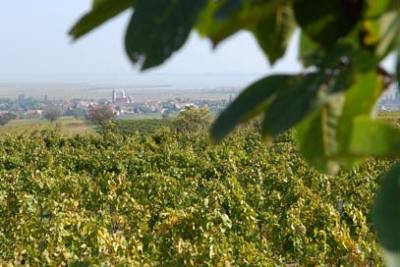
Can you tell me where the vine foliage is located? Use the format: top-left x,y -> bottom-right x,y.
70,0 -> 400,262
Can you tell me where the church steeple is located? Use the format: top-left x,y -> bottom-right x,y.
112,89 -> 117,104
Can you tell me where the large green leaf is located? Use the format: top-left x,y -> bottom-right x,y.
253,3 -> 296,64
362,10 -> 400,59
211,74 -> 299,142
298,32 -> 325,67
295,70 -> 382,173
373,164 -> 400,252
388,0 -> 400,11
93,0 -> 105,8
262,45 -> 360,138
70,0 -> 133,40
293,48 -> 379,173
125,0 -> 206,70
361,0 -> 400,58
349,117 -> 400,157
301,72 -> 382,170
293,0 -> 363,48
197,0 -> 287,46
336,71 -> 383,151
295,95 -> 344,174
298,36 -> 366,69
358,0 -> 390,51
214,0 -> 242,19
261,73 -> 323,138
364,0 -> 391,18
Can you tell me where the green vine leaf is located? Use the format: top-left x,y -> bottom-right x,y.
298,32 -> 325,67
349,117 -> 400,157
295,94 -> 344,174
125,0 -> 206,70
336,70 -> 383,152
253,3 -> 296,64
261,73 -> 323,138
373,164 -> 400,252
295,71 -> 382,172
293,0 -> 363,48
70,0 -> 133,40
197,0 -> 288,47
293,47 -> 380,173
211,74 -> 299,142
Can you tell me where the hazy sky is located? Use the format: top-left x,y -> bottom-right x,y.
1,1 -> 395,87
0,0 -> 302,82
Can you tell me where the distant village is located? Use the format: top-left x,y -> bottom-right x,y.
0,89 -> 233,120
377,82 -> 400,112
0,82 -> 398,121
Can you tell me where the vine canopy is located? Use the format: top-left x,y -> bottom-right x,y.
69,0 -> 400,260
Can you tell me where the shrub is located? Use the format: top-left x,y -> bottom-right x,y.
87,105 -> 115,125
173,107 -> 212,134
0,112 -> 16,126
43,106 -> 61,122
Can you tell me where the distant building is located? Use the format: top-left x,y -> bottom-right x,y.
75,100 -> 92,109
381,83 -> 399,101
378,82 -> 400,111
25,109 -> 43,119
112,89 -> 132,105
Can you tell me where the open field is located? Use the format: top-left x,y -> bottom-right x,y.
1,110 -> 398,138
117,113 -> 164,120
0,82 -> 239,101
0,73 -> 261,100
0,117 -> 96,137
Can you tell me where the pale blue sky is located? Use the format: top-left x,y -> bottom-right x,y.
1,1 -> 394,87
0,0 -> 302,83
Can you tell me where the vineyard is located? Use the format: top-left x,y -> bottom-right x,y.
0,120 -> 390,266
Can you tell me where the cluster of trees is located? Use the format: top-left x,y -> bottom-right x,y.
87,105 -> 115,125
0,112 -> 16,126
0,95 -> 45,112
41,105 -> 115,126
173,107 -> 212,133
112,108 -> 214,136
43,106 -> 62,122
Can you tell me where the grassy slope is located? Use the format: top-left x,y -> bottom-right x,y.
0,117 -> 97,137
